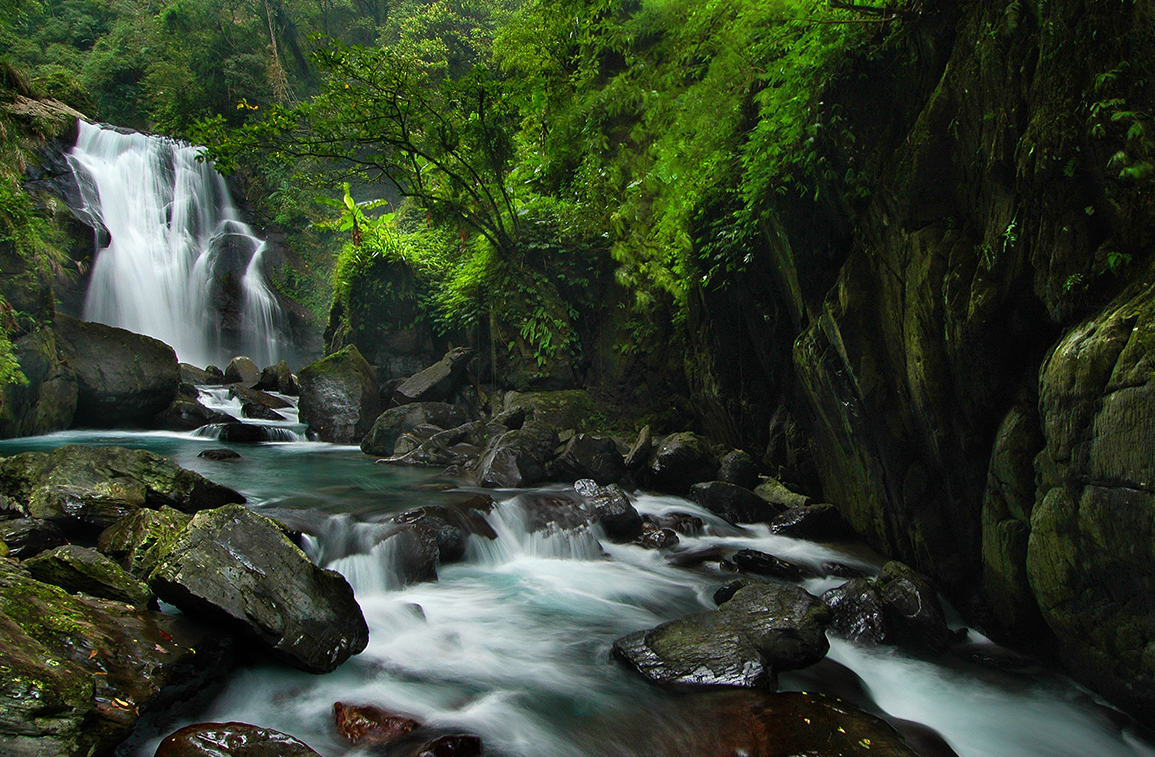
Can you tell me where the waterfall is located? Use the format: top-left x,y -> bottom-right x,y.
66,120 -> 289,369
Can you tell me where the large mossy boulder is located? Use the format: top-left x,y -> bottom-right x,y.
0,557 -> 235,757
0,326 -> 77,439
0,445 -> 244,535
149,504 -> 369,673
1027,270 -> 1155,722
613,582 -> 830,689
297,345 -> 381,444
500,389 -> 598,433
53,314 -> 181,428
24,544 -> 152,607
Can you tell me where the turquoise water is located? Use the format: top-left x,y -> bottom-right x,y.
2,430 -> 1152,757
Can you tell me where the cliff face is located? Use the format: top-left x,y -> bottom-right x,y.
688,0 -> 1155,720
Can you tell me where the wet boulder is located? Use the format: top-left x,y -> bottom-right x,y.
392,346 -> 474,405
400,734 -> 484,757
0,517 -> 66,558
149,504 -> 369,673
154,722 -> 323,757
718,449 -> 758,489
731,548 -> 807,581
644,432 -> 720,493
154,397 -> 235,431
298,345 -> 381,444
822,578 -> 889,645
574,478 -> 643,542
224,356 -> 261,385
241,402 -> 286,421
475,420 -> 558,488
0,558 -> 236,757
877,561 -> 955,654
229,385 -> 293,410
613,582 -> 830,689
690,481 -> 783,525
24,544 -> 152,607
547,434 -> 627,485
254,360 -> 298,395
333,702 -> 420,746
0,445 -> 244,536
634,520 -> 679,549
54,314 -> 180,428
770,504 -> 857,540
360,402 -> 470,457
215,422 -> 283,443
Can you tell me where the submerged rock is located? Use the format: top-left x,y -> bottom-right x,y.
613,582 -> 830,689
333,702 -> 420,746
149,504 -> 369,673
154,722 -> 322,757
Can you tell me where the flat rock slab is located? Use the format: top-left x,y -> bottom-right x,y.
149,504 -> 369,673
614,582 -> 830,689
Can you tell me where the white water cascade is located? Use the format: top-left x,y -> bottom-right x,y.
66,120 -> 289,369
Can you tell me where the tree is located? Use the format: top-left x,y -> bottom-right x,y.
198,39 -> 521,255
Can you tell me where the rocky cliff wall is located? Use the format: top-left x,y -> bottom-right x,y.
688,0 -> 1155,721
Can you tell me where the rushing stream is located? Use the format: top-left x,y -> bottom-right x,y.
1,421 -> 1152,757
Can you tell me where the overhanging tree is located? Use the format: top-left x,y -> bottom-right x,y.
197,39 -> 520,255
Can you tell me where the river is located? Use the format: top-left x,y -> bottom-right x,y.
1,418 -> 1151,757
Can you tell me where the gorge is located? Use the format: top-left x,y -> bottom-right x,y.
2,0 -> 1155,755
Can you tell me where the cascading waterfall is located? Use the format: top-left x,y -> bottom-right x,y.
67,120 -> 289,369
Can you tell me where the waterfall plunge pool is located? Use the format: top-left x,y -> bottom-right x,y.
0,430 -> 1151,757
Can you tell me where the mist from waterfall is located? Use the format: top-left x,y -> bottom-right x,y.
67,120 -> 289,369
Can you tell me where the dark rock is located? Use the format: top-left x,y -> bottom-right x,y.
54,314 -> 180,428
770,504 -> 857,540
491,405 -> 526,429
520,491 -> 592,533
547,434 -> 627,485
215,422 -> 281,443
821,561 -> 870,579
154,397 -> 235,431
360,402 -> 470,457
689,481 -> 783,525
645,432 -> 720,493
149,504 -> 369,673
574,478 -> 643,542
394,346 -> 474,405
223,356 -> 261,385
24,544 -> 152,607
396,508 -> 469,564
0,445 -> 244,536
0,558 -> 236,757
297,345 -> 381,444
229,385 -> 293,410
254,360 -> 298,395
241,402 -> 286,422
475,420 -> 558,488
333,701 -> 420,746
657,512 -> 704,536
624,424 -> 652,471
823,578 -> 889,645
718,449 -> 758,489
613,582 -> 830,689
154,722 -> 322,757
500,390 -> 598,433
0,517 -> 66,559
732,548 -> 806,581
634,522 -> 679,549
408,734 -> 483,757
753,478 -> 812,510
877,561 -> 954,654
198,449 -> 242,462
203,365 -> 226,384
179,363 -> 210,385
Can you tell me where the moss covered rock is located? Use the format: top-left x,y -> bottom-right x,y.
297,345 -> 381,444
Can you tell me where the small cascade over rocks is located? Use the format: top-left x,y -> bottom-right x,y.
66,120 -> 289,368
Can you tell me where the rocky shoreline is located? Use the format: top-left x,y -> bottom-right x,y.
0,333 -> 981,756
